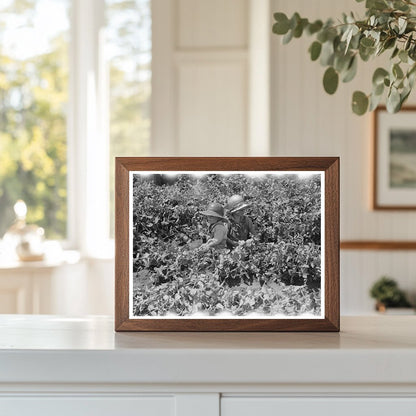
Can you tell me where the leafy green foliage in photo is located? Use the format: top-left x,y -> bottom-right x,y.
273,0 -> 416,115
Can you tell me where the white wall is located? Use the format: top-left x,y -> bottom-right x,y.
271,0 -> 416,313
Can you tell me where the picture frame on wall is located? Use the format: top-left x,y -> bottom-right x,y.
374,106 -> 416,210
115,157 -> 339,332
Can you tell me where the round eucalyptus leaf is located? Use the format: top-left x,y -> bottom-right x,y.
307,20 -> 323,35
372,68 -> 389,86
323,67 -> 339,95
334,52 -> 353,73
273,13 -> 290,34
352,91 -> 369,115
309,41 -> 322,61
359,44 -> 375,62
360,37 -> 375,48
317,29 -> 328,43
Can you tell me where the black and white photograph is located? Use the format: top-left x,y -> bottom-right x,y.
129,171 -> 324,319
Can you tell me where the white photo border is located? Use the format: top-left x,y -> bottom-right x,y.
129,171 -> 325,319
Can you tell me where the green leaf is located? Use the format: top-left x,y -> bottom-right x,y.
372,67 -> 389,86
400,87 -> 411,106
352,91 -> 369,115
282,29 -> 293,44
391,47 -> 399,59
293,18 -> 308,38
374,82 -> 385,96
393,0 -> 410,11
360,37 -> 375,48
405,34 -> 413,51
307,20 -> 323,35
334,52 -> 352,73
399,49 -> 408,63
393,63 -> 404,79
317,29 -> 328,43
309,41 -> 322,61
290,12 -> 301,30
383,37 -> 396,50
342,56 -> 357,83
273,13 -> 290,35
386,87 -> 401,113
369,92 -> 383,111
366,0 -> 388,10
320,40 -> 335,66
323,67 -> 339,94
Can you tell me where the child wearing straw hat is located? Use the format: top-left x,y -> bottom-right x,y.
225,194 -> 256,248
199,202 -> 229,251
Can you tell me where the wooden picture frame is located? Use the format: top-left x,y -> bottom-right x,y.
115,157 -> 339,332
373,106 -> 416,210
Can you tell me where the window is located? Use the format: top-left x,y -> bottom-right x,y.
0,0 -> 70,239
0,0 -> 151,252
106,0 -> 151,237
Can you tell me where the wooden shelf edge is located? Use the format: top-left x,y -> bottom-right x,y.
341,241 -> 416,250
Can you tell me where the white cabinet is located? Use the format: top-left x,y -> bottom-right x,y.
222,398 -> 416,416
0,316 -> 416,416
1,397 -> 175,416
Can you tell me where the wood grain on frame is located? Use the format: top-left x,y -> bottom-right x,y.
373,106 -> 416,210
115,157 -> 340,332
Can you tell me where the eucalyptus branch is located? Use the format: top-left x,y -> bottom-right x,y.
272,0 -> 416,115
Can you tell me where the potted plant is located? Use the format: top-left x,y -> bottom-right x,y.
272,0 -> 416,115
369,276 -> 414,313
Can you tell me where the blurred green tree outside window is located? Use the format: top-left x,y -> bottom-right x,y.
0,0 -> 70,239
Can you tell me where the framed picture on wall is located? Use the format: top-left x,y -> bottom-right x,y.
115,157 -> 339,332
374,106 -> 416,209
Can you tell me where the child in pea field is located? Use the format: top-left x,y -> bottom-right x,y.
225,194 -> 257,248
199,202 -> 228,251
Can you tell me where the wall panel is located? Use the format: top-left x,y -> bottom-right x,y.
178,0 -> 248,49
177,61 -> 247,156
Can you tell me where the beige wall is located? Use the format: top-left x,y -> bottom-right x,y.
30,0 -> 415,316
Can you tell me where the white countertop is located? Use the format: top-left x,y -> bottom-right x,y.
0,315 -> 415,386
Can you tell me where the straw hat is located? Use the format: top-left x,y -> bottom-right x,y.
200,202 -> 226,219
226,195 -> 251,213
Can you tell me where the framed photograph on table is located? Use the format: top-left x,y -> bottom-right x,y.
115,157 -> 339,332
374,106 -> 416,209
